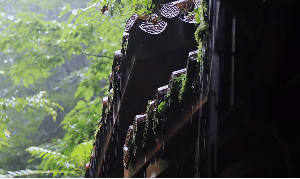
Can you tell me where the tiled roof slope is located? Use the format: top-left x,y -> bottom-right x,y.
122,49 -> 211,177
85,0 -> 209,177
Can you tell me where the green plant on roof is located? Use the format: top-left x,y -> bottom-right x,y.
152,117 -> 158,132
143,100 -> 153,148
157,101 -> 166,115
142,118 -> 149,148
194,0 -> 209,64
178,74 -> 188,103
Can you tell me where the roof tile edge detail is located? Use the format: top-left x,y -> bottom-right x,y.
124,0 -> 199,34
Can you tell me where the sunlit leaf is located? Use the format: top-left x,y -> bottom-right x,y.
27,159 -> 35,163
53,170 -> 58,177
0,131 -> 6,141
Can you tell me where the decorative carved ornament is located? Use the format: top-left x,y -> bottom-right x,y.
161,3 -> 180,18
124,0 -> 199,35
125,14 -> 138,32
160,0 -> 198,23
139,20 -> 168,35
194,0 -> 201,8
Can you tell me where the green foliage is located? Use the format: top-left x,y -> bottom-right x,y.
1,169 -> 70,178
0,0 -> 166,177
0,91 -> 62,151
157,101 -> 166,115
24,141 -> 93,177
176,74 -> 187,103
0,0 -> 115,176
194,0 -> 209,64
143,101 -> 153,148
167,74 -> 183,106
152,116 -> 158,132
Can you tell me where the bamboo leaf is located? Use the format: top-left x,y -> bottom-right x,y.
27,159 -> 35,163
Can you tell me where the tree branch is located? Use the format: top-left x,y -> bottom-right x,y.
38,43 -> 114,60
82,50 -> 113,59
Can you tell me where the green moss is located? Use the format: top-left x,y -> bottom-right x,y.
143,100 -> 160,142
94,121 -> 101,140
142,119 -> 148,148
197,40 -> 203,63
178,74 -> 187,103
195,25 -> 208,44
145,100 -> 152,114
166,74 -> 184,106
152,116 -> 158,132
173,75 -> 184,84
190,0 -> 211,98
194,0 -> 209,64
157,101 -> 166,114
166,92 -> 171,99
143,100 -> 153,148
165,91 -> 171,108
152,104 -> 159,132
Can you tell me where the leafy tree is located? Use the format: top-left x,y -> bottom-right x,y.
0,0 -> 136,176
0,0 -> 194,177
